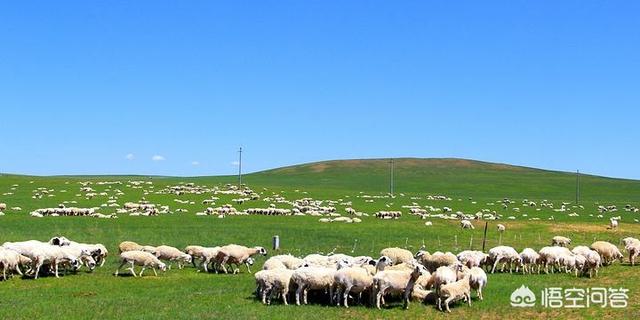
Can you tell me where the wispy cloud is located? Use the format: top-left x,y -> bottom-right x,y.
125,153 -> 135,160
152,155 -> 165,161
191,161 -> 200,166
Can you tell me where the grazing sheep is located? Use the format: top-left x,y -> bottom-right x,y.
583,250 -> 602,278
538,246 -> 572,273
460,220 -> 474,229
154,245 -> 192,269
291,266 -> 336,305
0,248 -> 30,279
262,257 -> 287,270
0,203 -> 6,211
518,248 -> 540,274
456,251 -> 487,269
114,251 -> 167,277
622,237 -> 640,266
418,251 -> 459,273
487,246 -> 520,273
215,244 -> 267,274
590,241 -> 623,266
380,247 -> 414,265
118,241 -> 143,253
551,236 -> 572,247
334,264 -> 375,308
437,275 -> 471,313
255,269 -> 295,305
373,267 -> 414,309
271,254 -> 305,270
497,224 -> 506,232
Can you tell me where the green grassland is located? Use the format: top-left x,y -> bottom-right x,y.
0,158 -> 639,319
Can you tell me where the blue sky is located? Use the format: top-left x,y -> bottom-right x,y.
1,1 -> 639,178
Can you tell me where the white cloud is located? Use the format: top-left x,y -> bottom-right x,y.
152,155 -> 165,161
231,161 -> 240,166
191,161 -> 200,166
125,153 -> 135,160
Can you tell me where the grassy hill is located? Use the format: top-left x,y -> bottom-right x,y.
238,158 -> 640,202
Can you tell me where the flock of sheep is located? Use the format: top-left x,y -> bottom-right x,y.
252,235 -> 639,312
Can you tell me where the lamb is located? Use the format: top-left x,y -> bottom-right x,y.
402,265 -> 430,309
154,245 -> 192,269
291,266 -> 336,305
551,236 -> 572,247
215,244 -> 267,274
380,247 -> 414,265
487,246 -> 520,273
254,269 -> 295,305
431,265 -> 459,296
458,266 -> 487,300
114,250 -> 167,277
497,224 -> 506,232
609,218 -> 619,229
590,241 -> 623,266
460,220 -> 474,229
0,203 -> 6,211
437,275 -> 471,313
518,248 -> 541,274
0,248 -> 31,279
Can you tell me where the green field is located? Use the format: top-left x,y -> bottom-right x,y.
1,158 -> 639,319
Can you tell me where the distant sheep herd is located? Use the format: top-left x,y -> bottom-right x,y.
0,234 -> 638,312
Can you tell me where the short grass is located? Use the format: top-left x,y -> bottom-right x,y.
0,158 -> 639,319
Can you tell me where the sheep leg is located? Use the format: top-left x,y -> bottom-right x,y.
2,266 -> 6,281
295,285 -> 304,306
152,267 -> 158,276
445,297 -> 453,312
115,260 -> 127,276
303,288 -> 309,305
201,257 -> 209,272
437,297 -> 442,311
139,267 -> 146,277
343,285 -> 352,308
128,261 -> 137,277
219,257 -> 229,274
246,262 -> 251,274
54,262 -> 60,278
491,256 -> 500,273
334,286 -> 342,306
478,287 -> 483,300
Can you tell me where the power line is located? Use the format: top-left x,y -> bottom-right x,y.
575,169 -> 580,204
389,158 -> 394,196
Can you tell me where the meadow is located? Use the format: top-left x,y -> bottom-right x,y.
0,159 -> 639,319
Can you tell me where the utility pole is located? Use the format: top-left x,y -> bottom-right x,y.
389,158 -> 394,196
575,169 -> 580,204
238,147 -> 243,189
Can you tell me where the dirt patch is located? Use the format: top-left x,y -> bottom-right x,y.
309,163 -> 329,172
550,223 -> 640,234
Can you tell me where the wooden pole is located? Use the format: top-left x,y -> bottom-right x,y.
482,221 -> 489,252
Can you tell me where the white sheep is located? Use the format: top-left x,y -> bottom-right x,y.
379,247 -> 414,265
402,264 -> 430,309
114,250 -> 167,277
254,269 -> 295,305
622,237 -> 640,266
215,244 -> 267,274
0,248 -> 30,279
539,246 -> 572,273
334,264 -> 375,308
551,236 -> 572,247
460,220 -> 474,229
373,267 -> 414,309
431,265 -> 459,296
437,275 -> 471,312
154,245 -> 192,269
590,241 -> 623,266
458,266 -> 487,300
518,248 -> 540,274
291,266 -> 336,305
497,224 -> 506,232
488,246 -> 520,273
